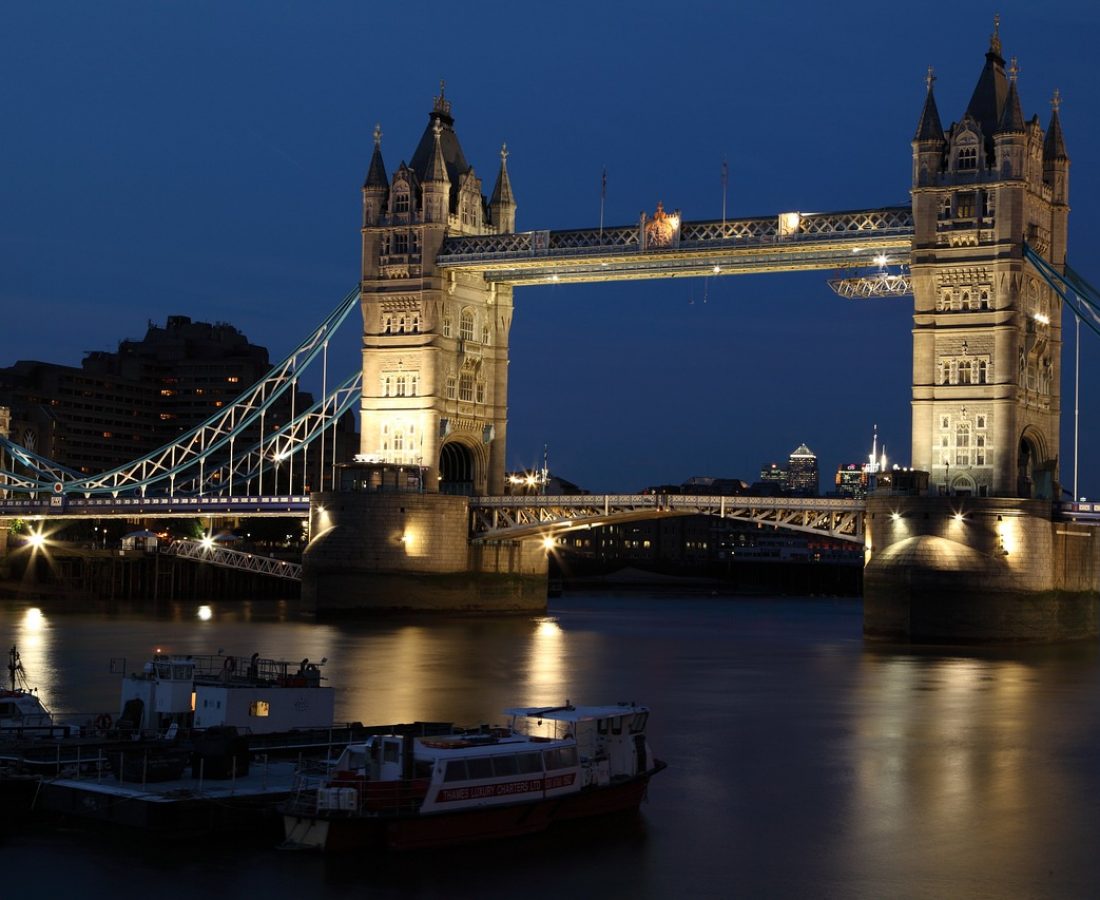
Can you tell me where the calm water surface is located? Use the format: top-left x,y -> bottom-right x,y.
2,593 -> 1099,899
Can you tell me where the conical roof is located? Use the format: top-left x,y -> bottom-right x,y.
996,74 -> 1025,133
363,124 -> 388,189
965,31 -> 1009,148
914,79 -> 946,143
424,120 -> 449,184
1044,94 -> 1069,161
790,443 -> 816,459
409,86 -> 470,187
490,144 -> 515,207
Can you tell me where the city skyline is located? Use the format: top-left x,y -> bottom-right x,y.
2,2 -> 1098,494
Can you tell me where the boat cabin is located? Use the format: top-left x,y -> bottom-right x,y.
117,652 -> 335,735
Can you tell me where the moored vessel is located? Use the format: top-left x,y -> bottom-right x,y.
281,701 -> 666,851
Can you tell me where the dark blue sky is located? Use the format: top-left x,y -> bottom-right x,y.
2,2 -> 1098,494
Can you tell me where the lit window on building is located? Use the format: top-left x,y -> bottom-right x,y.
446,376 -> 456,400
227,376 -> 240,384
459,374 -> 474,402
460,310 -> 475,342
249,700 -> 270,717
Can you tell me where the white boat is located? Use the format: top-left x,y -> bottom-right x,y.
0,645 -> 73,738
116,651 -> 336,736
282,701 -> 666,851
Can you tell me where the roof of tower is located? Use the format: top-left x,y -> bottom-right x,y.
913,70 -> 946,143
790,443 -> 816,459
996,70 -> 1025,133
424,119 -> 450,184
409,83 -> 471,188
363,124 -> 388,189
490,143 -> 516,207
1044,90 -> 1069,161
964,25 -> 1009,148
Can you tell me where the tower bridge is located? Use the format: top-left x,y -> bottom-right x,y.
4,25 -> 1100,638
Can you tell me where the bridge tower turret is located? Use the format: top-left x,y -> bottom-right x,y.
358,85 -> 516,494
909,24 -> 1067,499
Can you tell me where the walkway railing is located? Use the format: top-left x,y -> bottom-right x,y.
163,539 -> 302,581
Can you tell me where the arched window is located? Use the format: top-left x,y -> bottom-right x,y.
382,375 -> 392,397
957,145 -> 978,171
395,375 -> 407,397
394,429 -> 404,452
979,290 -> 990,310
977,360 -> 988,384
481,324 -> 490,345
411,315 -> 420,333
383,315 -> 392,334
460,310 -> 475,342
410,374 -> 419,396
394,191 -> 410,214
975,435 -> 987,465
475,380 -> 485,404
958,360 -> 972,385
955,423 -> 971,466
459,373 -> 474,402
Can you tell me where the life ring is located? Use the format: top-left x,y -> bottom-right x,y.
95,713 -> 112,731
223,656 -> 236,674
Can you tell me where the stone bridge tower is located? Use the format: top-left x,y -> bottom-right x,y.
910,25 -> 1069,499
359,86 -> 516,495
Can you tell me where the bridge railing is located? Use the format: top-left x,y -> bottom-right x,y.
163,539 -> 302,581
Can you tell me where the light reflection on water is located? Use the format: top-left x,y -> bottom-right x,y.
2,594 -> 1100,899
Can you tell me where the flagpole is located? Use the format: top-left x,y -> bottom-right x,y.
599,166 -> 606,241
721,157 -> 728,234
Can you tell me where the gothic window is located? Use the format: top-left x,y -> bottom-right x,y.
383,315 -> 393,334
941,435 -> 950,449
394,429 -> 404,452
941,416 -> 950,430
939,362 -> 949,385
976,360 -> 988,384
460,310 -> 475,342
956,193 -> 976,218
459,373 -> 474,402
397,315 -> 406,333
410,374 -> 418,396
984,192 -> 996,219
475,380 -> 485,404
939,291 -> 951,312
976,414 -> 986,429
395,375 -> 407,397
382,375 -> 392,397
940,196 -> 951,218
961,291 -> 971,310
394,191 -> 410,214
411,315 -> 420,333
442,317 -> 452,338
955,423 -> 971,466
393,233 -> 409,254
481,324 -> 490,345
957,145 -> 978,171
958,360 -> 972,385
975,435 -> 986,465
446,376 -> 456,399
979,289 -> 990,310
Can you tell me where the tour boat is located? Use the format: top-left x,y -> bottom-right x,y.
281,701 -> 666,851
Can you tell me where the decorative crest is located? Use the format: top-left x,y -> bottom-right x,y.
373,123 -> 382,147
433,79 -> 451,115
1051,88 -> 1062,113
925,65 -> 936,91
1009,56 -> 1019,83
644,201 -> 679,249
990,13 -> 1002,56
501,142 -> 509,163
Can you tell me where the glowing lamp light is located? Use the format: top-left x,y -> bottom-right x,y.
27,532 -> 46,549
712,265 -> 721,274
200,536 -> 215,550
541,536 -> 556,551
890,512 -> 901,522
874,254 -> 889,267
197,605 -> 213,621
1034,312 -> 1050,325
401,532 -> 414,547
953,513 -> 965,523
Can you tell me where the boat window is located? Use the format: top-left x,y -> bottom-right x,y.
492,755 -> 519,777
629,712 -> 648,733
610,717 -> 622,735
516,752 -> 543,774
597,719 -> 607,735
248,700 -> 270,717
383,741 -> 400,764
443,760 -> 468,782
466,757 -> 493,780
544,748 -> 577,770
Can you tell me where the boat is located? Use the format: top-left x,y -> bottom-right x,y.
281,701 -> 666,851
0,645 -> 74,739
115,650 -> 335,736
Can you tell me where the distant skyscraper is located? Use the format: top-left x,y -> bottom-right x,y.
759,462 -> 787,492
787,443 -> 819,496
835,463 -> 869,499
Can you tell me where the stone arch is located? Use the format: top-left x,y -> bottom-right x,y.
950,473 -> 976,497
439,437 -> 485,496
1017,426 -> 1050,499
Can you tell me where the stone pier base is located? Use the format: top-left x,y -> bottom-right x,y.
863,496 -> 1100,642
301,492 -> 547,616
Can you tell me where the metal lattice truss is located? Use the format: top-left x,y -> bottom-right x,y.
1024,244 -> 1100,340
163,539 -> 302,581
174,371 -> 362,495
470,495 -> 866,543
436,207 -> 914,285
0,286 -> 360,496
828,270 -> 913,299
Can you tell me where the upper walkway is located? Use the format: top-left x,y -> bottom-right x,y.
435,206 -> 914,285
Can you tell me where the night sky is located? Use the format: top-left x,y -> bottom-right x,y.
2,2 -> 1098,495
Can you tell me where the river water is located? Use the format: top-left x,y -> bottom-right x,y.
2,592 -> 1099,899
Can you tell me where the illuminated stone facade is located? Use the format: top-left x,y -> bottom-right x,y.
910,26 -> 1069,498
359,88 -> 516,495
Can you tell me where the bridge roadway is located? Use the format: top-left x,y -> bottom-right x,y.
435,206 -> 915,286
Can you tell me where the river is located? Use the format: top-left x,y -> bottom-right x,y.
2,592 -> 1099,899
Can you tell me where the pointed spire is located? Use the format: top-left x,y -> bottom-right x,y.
997,60 -> 1025,133
966,22 -> 1009,143
364,123 -> 388,189
490,143 -> 515,206
426,119 -> 449,184
1044,89 -> 1069,161
914,66 -> 945,142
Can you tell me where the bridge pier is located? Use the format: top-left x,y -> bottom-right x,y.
863,496 -> 1100,642
301,491 -> 547,616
